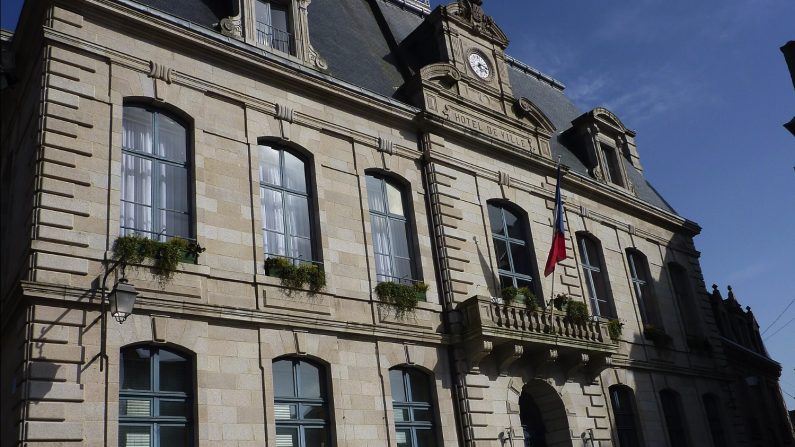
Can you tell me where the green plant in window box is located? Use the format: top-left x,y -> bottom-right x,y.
501,287 -> 519,304
375,281 -> 419,317
413,281 -> 429,302
264,257 -> 326,295
643,324 -> 673,349
607,319 -> 624,341
523,289 -> 540,312
565,300 -> 589,325
112,234 -> 203,287
552,293 -> 569,311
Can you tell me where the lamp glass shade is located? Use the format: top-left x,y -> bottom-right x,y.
109,281 -> 138,323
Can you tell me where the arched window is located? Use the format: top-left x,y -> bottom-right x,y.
272,358 -> 330,447
702,394 -> 726,446
119,345 -> 193,447
577,233 -> 614,317
366,174 -> 417,285
660,389 -> 690,447
259,143 -> 315,263
668,263 -> 700,337
487,202 -> 538,298
609,385 -> 642,447
390,368 -> 437,447
121,105 -> 192,240
626,250 -> 661,327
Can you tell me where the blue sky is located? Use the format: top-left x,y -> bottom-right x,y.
3,0 -> 794,407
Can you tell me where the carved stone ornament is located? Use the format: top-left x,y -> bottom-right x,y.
453,0 -> 508,44
497,171 -> 510,187
513,97 -> 556,133
378,137 -> 397,155
275,103 -> 294,123
297,0 -> 328,70
148,61 -> 175,84
219,16 -> 242,39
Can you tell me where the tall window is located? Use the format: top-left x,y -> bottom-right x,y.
702,394 -> 726,447
119,346 -> 193,447
256,0 -> 292,53
601,143 -> 625,187
121,105 -> 191,240
273,358 -> 330,447
259,144 -> 314,263
366,174 -> 417,285
660,389 -> 689,447
626,250 -> 661,327
609,385 -> 642,447
577,234 -> 614,317
487,202 -> 537,297
390,368 -> 437,447
668,263 -> 699,336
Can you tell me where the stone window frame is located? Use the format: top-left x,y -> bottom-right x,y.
120,102 -> 195,242
257,140 -> 322,265
608,384 -> 644,447
272,356 -> 332,447
222,0 -> 327,70
364,170 -> 423,288
659,389 -> 692,447
388,366 -> 441,447
625,248 -> 663,329
119,344 -> 195,447
701,393 -> 727,447
485,200 -> 541,300
575,232 -> 616,318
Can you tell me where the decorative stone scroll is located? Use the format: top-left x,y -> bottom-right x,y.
220,15 -> 242,39
378,137 -> 397,155
148,61 -> 175,84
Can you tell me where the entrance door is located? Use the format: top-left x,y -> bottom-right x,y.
520,392 -> 547,447
519,380 -> 572,447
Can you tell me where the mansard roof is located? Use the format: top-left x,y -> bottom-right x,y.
126,0 -> 675,214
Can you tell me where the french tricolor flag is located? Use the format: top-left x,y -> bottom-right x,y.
544,165 -> 566,276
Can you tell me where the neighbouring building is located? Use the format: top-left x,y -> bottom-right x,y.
1,0 -> 793,446
782,40 -> 795,137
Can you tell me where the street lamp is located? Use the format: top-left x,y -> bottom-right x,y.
108,279 -> 138,324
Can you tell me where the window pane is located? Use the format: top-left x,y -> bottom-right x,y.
487,204 -> 504,236
270,4 -> 289,34
283,151 -> 306,193
121,399 -> 151,417
509,242 -> 531,276
301,404 -> 327,420
366,176 -> 385,214
304,427 -> 328,447
275,426 -> 299,447
259,145 -> 281,186
158,350 -> 189,393
386,182 -> 404,216
274,403 -> 295,420
415,428 -> 437,447
503,209 -> 522,240
266,230 -> 287,257
375,254 -> 392,280
121,155 -> 153,235
499,275 -> 515,289
493,239 -> 511,271
285,194 -> 310,238
390,369 -> 407,402
159,400 -> 187,417
287,237 -> 312,262
160,164 -> 190,239
371,216 -> 390,256
122,348 -> 151,391
273,360 -> 295,398
392,258 -> 413,283
159,425 -> 187,447
407,370 -> 430,403
261,188 -> 285,232
394,407 -> 410,422
396,428 -> 412,447
123,106 -> 153,154
119,425 -> 151,447
298,361 -> 321,399
413,408 -> 433,422
389,220 -> 410,258
157,114 -> 187,163
255,0 -> 272,25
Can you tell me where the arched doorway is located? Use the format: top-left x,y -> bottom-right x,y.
519,380 -> 572,447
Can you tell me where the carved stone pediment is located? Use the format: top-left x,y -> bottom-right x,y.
420,63 -> 462,85
445,1 -> 509,46
513,97 -> 555,134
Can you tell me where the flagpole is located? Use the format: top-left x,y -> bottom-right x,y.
546,156 -> 563,318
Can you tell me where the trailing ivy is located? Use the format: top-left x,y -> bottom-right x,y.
112,234 -> 202,287
565,300 -> 589,325
375,281 -> 422,317
264,257 -> 326,295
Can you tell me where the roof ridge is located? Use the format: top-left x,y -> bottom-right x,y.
505,55 -> 565,91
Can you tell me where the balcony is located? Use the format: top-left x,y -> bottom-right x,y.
455,296 -> 617,378
256,22 -> 294,55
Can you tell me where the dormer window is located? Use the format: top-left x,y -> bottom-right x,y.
600,143 -> 625,188
256,0 -> 293,54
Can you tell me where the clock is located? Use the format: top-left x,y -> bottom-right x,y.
468,52 -> 491,79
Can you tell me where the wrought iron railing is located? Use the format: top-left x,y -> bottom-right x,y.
256,22 -> 294,54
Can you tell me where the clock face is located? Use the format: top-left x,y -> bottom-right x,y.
468,52 -> 491,79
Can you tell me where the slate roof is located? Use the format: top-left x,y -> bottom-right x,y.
126,0 -> 675,214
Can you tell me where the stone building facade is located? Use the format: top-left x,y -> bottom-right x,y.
0,0 -> 792,446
